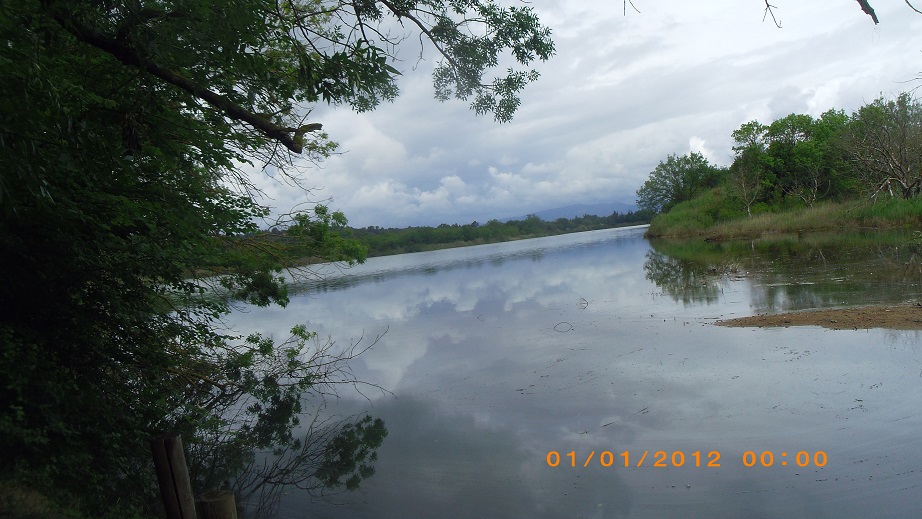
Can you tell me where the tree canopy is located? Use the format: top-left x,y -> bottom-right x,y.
0,1 -> 554,516
640,92 -> 922,234
636,152 -> 723,214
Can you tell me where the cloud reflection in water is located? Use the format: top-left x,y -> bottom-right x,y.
227,227 -> 922,518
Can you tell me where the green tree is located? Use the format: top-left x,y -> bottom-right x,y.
813,109 -> 858,196
0,0 -> 554,515
516,214 -> 545,235
759,111 -> 856,207
731,120 -> 769,152
636,152 -> 720,214
764,113 -> 815,202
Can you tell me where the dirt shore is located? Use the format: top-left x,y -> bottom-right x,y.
715,303 -> 922,330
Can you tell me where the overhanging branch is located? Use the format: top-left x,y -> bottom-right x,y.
906,0 -> 922,15
45,4 -> 319,154
856,0 -> 879,24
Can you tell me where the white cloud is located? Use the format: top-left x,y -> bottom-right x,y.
688,136 -> 717,164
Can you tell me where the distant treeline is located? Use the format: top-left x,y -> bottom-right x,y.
348,210 -> 652,256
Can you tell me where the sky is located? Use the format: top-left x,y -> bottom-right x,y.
248,1 -> 922,229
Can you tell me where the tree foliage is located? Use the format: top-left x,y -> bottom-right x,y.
636,152 -> 722,214
0,0 -> 554,516
641,92 -> 920,229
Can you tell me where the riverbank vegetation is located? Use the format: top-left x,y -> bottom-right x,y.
348,210 -> 652,257
640,93 -> 922,239
240,209 -> 651,268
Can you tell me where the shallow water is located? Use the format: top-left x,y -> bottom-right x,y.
227,226 -> 922,518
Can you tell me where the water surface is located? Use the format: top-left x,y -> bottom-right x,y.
229,226 -> 922,518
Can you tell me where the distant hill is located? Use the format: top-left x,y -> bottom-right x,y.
501,202 -> 638,222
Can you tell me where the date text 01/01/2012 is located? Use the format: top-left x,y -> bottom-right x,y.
545,450 -> 828,468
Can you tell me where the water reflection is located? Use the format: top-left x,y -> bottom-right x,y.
303,397 -> 634,519
646,231 -> 922,312
287,227 -> 642,295
642,250 -> 737,306
225,227 -> 922,518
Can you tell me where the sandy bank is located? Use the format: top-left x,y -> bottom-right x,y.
715,303 -> 922,330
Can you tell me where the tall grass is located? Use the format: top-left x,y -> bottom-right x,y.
849,196 -> 922,226
647,194 -> 922,240
646,189 -> 741,236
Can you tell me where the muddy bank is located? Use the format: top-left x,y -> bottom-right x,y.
715,303 -> 922,330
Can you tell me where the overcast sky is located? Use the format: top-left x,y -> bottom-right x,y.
250,1 -> 922,229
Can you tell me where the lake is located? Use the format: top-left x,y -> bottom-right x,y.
227,225 -> 922,518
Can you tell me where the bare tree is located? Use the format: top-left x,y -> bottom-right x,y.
785,164 -> 830,207
728,148 -> 765,218
844,93 -> 922,200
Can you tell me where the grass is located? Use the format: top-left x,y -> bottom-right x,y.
646,193 -> 922,240
0,482 -> 70,519
0,480 -> 151,519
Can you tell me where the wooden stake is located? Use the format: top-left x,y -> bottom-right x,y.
197,490 -> 238,519
150,433 -> 198,519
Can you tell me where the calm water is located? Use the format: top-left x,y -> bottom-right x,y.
228,226 -> 922,518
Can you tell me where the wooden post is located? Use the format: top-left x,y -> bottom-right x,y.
197,490 -> 238,519
150,433 -> 198,519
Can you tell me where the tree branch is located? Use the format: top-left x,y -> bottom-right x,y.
624,1 -> 641,16
377,0 -> 463,75
906,0 -> 922,15
45,4 -> 320,154
856,0 -> 879,24
763,1 -> 781,28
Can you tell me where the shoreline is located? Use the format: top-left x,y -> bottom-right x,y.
714,303 -> 922,330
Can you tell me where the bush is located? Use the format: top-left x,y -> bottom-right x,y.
647,189 -> 736,237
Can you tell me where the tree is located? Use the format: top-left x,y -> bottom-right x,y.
843,93 -> 922,200
0,1 -> 554,516
762,113 -> 816,204
636,152 -> 719,214
810,109 -> 858,201
729,120 -> 769,217
725,111 -> 857,210
731,120 -> 768,152
728,146 -> 766,218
